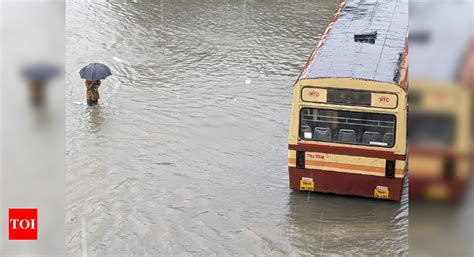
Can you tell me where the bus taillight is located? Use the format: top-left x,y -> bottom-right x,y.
385,160 -> 396,178
296,151 -> 305,168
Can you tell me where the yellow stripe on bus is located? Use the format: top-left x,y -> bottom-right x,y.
288,157 -> 405,178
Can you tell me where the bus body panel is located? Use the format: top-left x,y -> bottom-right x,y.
288,168 -> 404,201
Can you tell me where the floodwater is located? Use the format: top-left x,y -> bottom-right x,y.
66,0 -> 408,255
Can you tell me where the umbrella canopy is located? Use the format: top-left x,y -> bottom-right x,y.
79,62 -> 112,81
21,62 -> 61,81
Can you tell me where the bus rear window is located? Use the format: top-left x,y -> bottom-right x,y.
408,113 -> 455,147
299,108 -> 396,148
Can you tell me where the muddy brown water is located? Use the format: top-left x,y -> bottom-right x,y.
66,0 -> 408,255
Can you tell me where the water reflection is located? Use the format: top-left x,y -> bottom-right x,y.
287,180 -> 408,255
85,106 -> 106,133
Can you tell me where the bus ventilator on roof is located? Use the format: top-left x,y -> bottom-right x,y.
354,31 -> 377,44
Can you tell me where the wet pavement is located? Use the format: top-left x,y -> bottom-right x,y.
66,0 -> 408,255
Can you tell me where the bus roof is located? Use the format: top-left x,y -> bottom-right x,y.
299,0 -> 408,87
410,0 -> 473,83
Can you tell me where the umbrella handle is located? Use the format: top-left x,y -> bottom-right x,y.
85,80 -> 97,88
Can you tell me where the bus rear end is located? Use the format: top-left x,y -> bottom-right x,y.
409,82 -> 472,202
288,78 -> 407,201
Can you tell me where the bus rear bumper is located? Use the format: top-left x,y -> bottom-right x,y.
289,167 -> 404,201
409,176 -> 468,202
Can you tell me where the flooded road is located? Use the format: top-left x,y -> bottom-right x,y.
66,0 -> 408,255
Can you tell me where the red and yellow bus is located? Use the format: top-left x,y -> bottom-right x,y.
288,0 -> 408,201
409,82 -> 472,201
408,1 -> 473,202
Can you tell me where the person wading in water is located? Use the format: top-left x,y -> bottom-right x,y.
79,62 -> 111,105
86,80 -> 101,106
21,62 -> 60,107
28,80 -> 47,106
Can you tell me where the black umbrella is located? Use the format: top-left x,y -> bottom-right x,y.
21,62 -> 61,81
79,62 -> 112,81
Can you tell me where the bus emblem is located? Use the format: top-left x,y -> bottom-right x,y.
308,90 -> 320,97
378,96 -> 390,103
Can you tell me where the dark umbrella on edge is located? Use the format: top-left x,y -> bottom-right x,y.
79,62 -> 112,81
21,62 -> 61,81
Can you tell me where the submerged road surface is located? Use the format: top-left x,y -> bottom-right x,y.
66,0 -> 408,255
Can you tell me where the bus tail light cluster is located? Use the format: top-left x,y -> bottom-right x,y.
296,151 -> 305,168
443,159 -> 455,180
385,160 -> 395,178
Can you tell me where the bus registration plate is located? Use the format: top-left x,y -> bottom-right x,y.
300,177 -> 314,191
374,186 -> 389,199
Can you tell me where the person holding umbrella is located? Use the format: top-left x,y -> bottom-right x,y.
85,80 -> 101,106
21,62 -> 61,106
79,62 -> 112,106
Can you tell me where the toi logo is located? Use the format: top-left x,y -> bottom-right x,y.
9,208 -> 38,240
